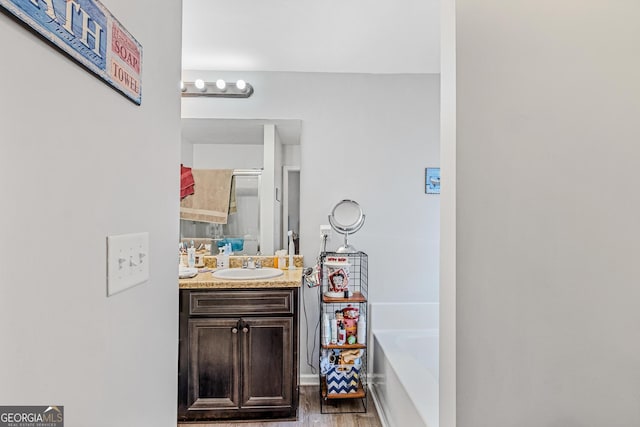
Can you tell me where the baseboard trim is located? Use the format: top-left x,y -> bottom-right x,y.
369,384 -> 391,427
300,374 -> 320,386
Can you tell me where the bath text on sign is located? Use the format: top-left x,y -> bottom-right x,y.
28,0 -> 103,56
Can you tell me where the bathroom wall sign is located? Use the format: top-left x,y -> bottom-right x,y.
425,167 -> 440,194
0,0 -> 142,105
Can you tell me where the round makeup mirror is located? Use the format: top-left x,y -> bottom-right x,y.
328,199 -> 366,253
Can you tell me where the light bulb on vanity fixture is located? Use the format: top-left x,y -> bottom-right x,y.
194,79 -> 206,92
181,77 -> 253,98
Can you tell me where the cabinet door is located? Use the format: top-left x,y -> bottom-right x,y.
240,317 -> 294,408
187,318 -> 240,412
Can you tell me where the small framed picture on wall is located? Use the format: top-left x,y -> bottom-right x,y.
425,168 -> 440,194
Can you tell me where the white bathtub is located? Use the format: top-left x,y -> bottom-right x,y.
370,303 -> 439,427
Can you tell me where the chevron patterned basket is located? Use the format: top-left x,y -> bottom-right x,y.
326,364 -> 360,395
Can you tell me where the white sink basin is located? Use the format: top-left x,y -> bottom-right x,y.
212,267 -> 284,280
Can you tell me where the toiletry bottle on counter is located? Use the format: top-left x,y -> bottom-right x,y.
276,249 -> 287,270
357,314 -> 366,344
322,314 -> 331,345
330,318 -> 338,344
337,322 -> 346,345
187,241 -> 196,268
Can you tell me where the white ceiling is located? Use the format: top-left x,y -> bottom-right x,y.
182,0 -> 441,74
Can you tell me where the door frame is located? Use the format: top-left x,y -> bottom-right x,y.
281,166 -> 300,250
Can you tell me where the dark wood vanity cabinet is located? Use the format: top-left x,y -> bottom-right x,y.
178,288 -> 299,421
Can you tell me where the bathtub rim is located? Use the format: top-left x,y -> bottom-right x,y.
372,328 -> 439,427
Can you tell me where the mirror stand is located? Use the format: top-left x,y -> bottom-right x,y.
328,199 -> 366,253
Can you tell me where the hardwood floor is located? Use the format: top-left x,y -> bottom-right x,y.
178,385 -> 383,427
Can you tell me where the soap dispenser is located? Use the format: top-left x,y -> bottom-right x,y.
217,246 -> 229,269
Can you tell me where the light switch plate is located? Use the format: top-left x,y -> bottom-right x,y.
107,232 -> 149,296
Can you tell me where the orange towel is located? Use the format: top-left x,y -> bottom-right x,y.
180,164 -> 195,200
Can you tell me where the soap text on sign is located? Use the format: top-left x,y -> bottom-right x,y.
111,22 -> 140,73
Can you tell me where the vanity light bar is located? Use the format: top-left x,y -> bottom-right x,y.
180,80 -> 254,98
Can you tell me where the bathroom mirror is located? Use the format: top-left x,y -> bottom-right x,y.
328,199 -> 365,253
180,118 -> 301,255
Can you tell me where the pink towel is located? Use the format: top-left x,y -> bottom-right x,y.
180,164 -> 195,200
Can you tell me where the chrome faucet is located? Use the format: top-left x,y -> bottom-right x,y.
247,257 -> 255,269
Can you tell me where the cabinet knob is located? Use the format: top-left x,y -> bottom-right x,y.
231,327 -> 238,334
242,327 -> 249,333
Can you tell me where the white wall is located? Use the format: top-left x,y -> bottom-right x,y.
192,143 -> 263,169
456,2 -> 640,426
284,144 -> 301,168
182,71 -> 440,378
0,2 -> 181,426
440,0 -> 456,425
181,139 -> 194,166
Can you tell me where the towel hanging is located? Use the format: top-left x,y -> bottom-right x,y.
180,164 -> 195,200
180,169 -> 234,224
